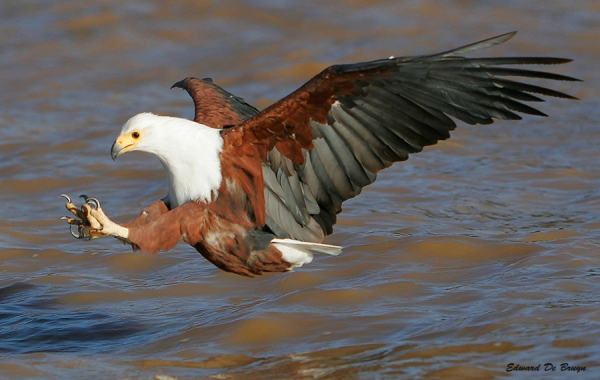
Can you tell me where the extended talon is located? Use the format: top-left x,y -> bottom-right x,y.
87,198 -> 101,210
70,225 -> 97,241
65,218 -> 102,241
80,194 -> 101,210
60,193 -> 99,240
61,193 -> 87,220
69,225 -> 86,240
59,193 -> 115,241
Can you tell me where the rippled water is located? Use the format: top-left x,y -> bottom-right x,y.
1,1 -> 599,378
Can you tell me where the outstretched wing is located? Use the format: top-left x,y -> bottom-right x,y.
219,32 -> 579,242
176,32 -> 579,243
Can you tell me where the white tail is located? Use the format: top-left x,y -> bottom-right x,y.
272,239 -> 342,269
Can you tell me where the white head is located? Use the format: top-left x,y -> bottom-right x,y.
111,112 -> 224,207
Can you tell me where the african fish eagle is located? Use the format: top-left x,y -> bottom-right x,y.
61,32 -> 579,277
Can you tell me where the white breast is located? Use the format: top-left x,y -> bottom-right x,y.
123,113 -> 225,208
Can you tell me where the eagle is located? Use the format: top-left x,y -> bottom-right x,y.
61,32 -> 579,277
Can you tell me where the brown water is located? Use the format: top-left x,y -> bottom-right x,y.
1,1 -> 599,379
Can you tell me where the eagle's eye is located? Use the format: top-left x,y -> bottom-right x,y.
132,132 -> 140,139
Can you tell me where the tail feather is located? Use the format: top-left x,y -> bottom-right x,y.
271,238 -> 342,269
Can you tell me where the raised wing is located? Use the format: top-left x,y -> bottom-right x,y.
181,32 -> 580,243
171,77 -> 260,128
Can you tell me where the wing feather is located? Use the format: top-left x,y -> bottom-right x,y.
316,120 -> 375,188
179,32 -> 579,242
328,105 -> 387,172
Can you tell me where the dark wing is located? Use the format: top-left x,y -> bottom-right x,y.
171,77 -> 260,127
218,31 -> 579,242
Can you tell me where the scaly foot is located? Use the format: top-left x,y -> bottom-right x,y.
60,194 -> 129,241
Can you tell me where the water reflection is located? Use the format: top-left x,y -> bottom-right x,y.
0,283 -> 145,354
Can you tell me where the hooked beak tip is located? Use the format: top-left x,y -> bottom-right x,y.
110,141 -> 121,161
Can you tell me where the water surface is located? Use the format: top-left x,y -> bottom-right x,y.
1,1 -> 599,378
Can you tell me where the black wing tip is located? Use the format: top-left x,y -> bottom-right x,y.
434,31 -> 518,58
465,30 -> 519,49
548,57 -> 574,64
513,57 -> 574,65
498,30 -> 518,41
528,108 -> 549,117
170,77 -> 214,90
565,75 -> 583,83
170,77 -> 192,90
547,92 -> 579,100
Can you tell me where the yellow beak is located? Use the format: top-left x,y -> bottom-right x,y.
110,135 -> 137,160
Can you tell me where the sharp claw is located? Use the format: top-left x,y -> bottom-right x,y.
61,193 -> 103,241
69,225 -> 81,239
86,197 -> 101,209
68,225 -> 94,241
79,194 -> 100,209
